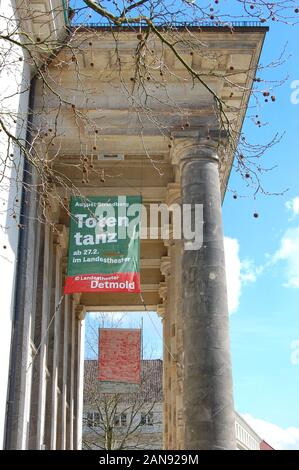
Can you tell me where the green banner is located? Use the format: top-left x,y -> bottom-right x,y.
64,195 -> 141,294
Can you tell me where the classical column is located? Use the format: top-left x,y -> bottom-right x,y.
28,220 -> 44,449
175,238 -> 184,451
167,248 -> 176,451
34,223 -> 53,449
156,303 -> 167,448
58,293 -> 70,450
76,314 -> 85,450
159,261 -> 170,449
4,188 -> 42,449
50,244 -> 61,449
42,225 -> 65,449
67,297 -> 76,449
73,305 -> 85,449
177,140 -> 236,450
50,226 -> 67,449
166,242 -> 178,450
166,183 -> 183,450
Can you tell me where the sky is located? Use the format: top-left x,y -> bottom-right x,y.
79,3 -> 299,450
222,20 -> 299,449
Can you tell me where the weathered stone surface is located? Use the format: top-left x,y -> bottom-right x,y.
180,143 -> 236,450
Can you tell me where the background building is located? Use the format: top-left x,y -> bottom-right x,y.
83,359 -> 163,450
83,359 -> 273,450
235,412 -> 262,450
260,440 -> 275,451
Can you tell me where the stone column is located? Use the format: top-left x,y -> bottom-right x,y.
5,183 -> 42,449
35,223 -> 53,449
67,297 -> 76,449
167,251 -> 176,451
178,140 -> 236,450
166,244 -> 177,450
27,221 -> 44,449
50,242 -> 61,449
159,262 -> 170,450
73,305 -> 85,449
76,315 -> 85,449
58,293 -> 69,450
166,183 -> 182,450
42,225 -> 65,450
175,240 -> 184,450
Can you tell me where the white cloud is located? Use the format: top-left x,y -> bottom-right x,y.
290,339 -> 299,365
224,237 -> 260,314
286,197 -> 299,218
242,413 -> 299,450
272,226 -> 299,288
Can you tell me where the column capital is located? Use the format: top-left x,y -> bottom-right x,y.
71,293 -> 82,307
160,256 -> 171,278
53,224 -> 68,251
157,303 -> 166,320
159,282 -> 168,303
75,305 -> 86,321
171,138 -> 219,171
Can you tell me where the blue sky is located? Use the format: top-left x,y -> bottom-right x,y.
85,311 -> 163,360
222,20 -> 299,447
80,4 -> 299,449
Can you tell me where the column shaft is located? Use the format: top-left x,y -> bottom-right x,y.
68,299 -> 75,449
50,244 -> 62,449
162,317 -> 170,449
168,242 -> 177,450
73,311 -> 85,449
174,240 -> 184,450
58,295 -> 69,449
30,223 -> 51,449
76,317 -> 85,449
181,144 -> 236,450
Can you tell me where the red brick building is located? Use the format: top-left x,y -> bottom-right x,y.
260,440 -> 275,450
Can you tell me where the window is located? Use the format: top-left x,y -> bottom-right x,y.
121,413 -> 127,427
140,411 -> 154,426
87,412 -> 93,428
147,411 -> 154,426
86,411 -> 101,428
94,412 -> 101,427
114,414 -> 120,427
140,412 -> 146,426
112,413 -> 127,427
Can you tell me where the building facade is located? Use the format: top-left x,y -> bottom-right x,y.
260,440 -> 275,450
0,1 -> 83,450
0,0 -> 30,448
235,413 -> 262,450
83,359 -> 270,451
83,359 -> 163,450
0,0 -> 69,449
